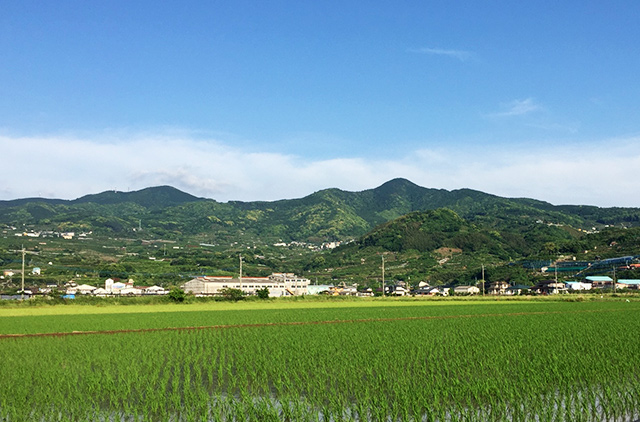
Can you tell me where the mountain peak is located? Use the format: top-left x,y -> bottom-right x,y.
73,186 -> 202,208
376,178 -> 421,190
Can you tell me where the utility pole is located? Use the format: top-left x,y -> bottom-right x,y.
481,264 -> 485,296
382,254 -> 385,297
21,245 -> 25,301
613,265 -> 616,293
239,254 -> 243,291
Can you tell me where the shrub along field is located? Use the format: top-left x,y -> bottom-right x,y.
1,299 -> 639,421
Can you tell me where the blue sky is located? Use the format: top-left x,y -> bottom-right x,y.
1,1 -> 640,206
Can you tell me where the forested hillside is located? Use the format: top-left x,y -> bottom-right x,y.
1,179 -> 639,244
1,180 -> 640,291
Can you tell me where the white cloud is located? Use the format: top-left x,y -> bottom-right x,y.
526,121 -> 580,134
409,47 -> 474,62
489,98 -> 541,117
0,133 -> 639,207
409,139 -> 640,207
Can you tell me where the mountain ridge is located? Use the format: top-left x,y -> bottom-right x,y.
0,178 -> 620,210
0,179 -> 639,243
0,185 -> 203,208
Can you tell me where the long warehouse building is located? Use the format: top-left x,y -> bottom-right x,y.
182,272 -> 309,297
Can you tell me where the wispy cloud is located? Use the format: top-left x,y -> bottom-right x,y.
0,133 -> 639,207
408,47 -> 473,62
488,98 -> 541,117
526,121 -> 580,134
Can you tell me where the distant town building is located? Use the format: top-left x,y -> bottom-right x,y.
505,285 -> 530,295
618,279 -> 640,289
67,284 -> 97,295
182,273 -> 309,297
144,285 -> 168,295
585,276 -> 627,289
388,285 -> 408,296
488,281 -> 510,295
414,285 -> 442,296
565,281 -> 592,291
585,276 -> 613,288
530,280 -> 567,294
329,283 -> 359,296
454,285 -> 480,295
307,284 -> 332,295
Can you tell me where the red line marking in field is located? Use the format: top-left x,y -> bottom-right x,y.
0,308 -> 626,339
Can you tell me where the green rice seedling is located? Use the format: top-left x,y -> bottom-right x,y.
2,300 -> 640,421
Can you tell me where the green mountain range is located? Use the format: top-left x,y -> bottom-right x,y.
2,179 -> 640,288
1,178 -> 639,244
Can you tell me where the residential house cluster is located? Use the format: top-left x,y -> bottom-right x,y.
63,278 -> 167,297
322,282 -> 374,296
412,283 -> 483,296
529,276 -> 640,294
6,228 -> 93,240
390,275 -> 640,297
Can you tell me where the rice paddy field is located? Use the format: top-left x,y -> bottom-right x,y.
1,298 -> 639,421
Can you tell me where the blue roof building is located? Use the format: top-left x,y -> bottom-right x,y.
585,276 -> 613,282
619,279 -> 640,286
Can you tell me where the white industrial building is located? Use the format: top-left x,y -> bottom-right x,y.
182,273 -> 309,297
104,278 -> 165,295
565,281 -> 592,291
66,284 -> 97,295
453,285 -> 481,295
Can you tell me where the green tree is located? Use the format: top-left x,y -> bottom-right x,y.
167,288 -> 186,302
544,242 -> 558,256
47,288 -> 63,301
256,287 -> 270,299
220,288 -> 245,301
